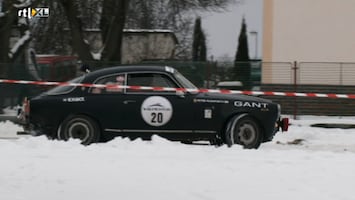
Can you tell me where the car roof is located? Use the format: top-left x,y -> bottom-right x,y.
83,65 -> 176,82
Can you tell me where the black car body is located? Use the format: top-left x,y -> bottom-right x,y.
21,65 -> 288,148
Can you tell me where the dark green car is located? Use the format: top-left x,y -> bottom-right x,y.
21,65 -> 288,149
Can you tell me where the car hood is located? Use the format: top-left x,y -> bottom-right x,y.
195,92 -> 273,103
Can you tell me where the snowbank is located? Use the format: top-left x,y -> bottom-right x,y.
0,118 -> 354,200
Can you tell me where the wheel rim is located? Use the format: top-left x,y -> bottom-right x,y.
236,122 -> 257,145
68,121 -> 91,142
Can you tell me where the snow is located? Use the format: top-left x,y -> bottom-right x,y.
13,0 -> 31,8
91,51 -> 102,60
123,29 -> 174,33
1,116 -> 355,200
80,28 -> 174,33
2,106 -> 20,116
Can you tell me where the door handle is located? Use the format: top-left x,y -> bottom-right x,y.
123,100 -> 136,104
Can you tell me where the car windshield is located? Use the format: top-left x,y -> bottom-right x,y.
174,71 -> 197,89
46,76 -> 84,95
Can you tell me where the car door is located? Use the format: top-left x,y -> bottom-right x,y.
85,73 -> 127,130
119,72 -> 198,133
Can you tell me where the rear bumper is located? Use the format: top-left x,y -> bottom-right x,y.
17,107 -> 42,136
277,118 -> 289,132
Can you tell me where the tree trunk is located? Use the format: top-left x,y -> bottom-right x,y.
60,0 -> 94,62
0,0 -> 16,65
101,0 -> 128,62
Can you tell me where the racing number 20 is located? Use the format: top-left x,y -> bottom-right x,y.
151,112 -> 163,123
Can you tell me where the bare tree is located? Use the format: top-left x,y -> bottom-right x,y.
0,0 -> 42,73
59,0 -> 96,61
31,0 -> 70,55
55,0 -> 128,62
99,0 -> 127,62
0,0 -> 34,64
125,0 -> 237,59
0,0 -> 14,65
0,0 -> 40,113
32,0 -> 236,62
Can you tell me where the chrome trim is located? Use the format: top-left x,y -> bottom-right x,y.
90,71 -> 183,95
104,129 -> 216,134
89,72 -> 127,94
125,71 -> 182,95
194,130 -> 217,134
47,76 -> 85,96
124,129 -> 193,133
105,129 -> 123,133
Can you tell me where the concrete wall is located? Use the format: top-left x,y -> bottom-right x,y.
86,29 -> 178,64
121,31 -> 177,64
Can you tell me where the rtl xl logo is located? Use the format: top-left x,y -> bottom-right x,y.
18,7 -> 50,19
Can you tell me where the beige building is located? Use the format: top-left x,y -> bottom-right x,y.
262,0 -> 355,85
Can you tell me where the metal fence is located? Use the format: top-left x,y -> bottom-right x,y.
298,62 -> 355,85
260,61 -> 355,117
1,61 -> 355,117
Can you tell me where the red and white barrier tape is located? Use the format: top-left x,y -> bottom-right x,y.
1,79 -> 355,99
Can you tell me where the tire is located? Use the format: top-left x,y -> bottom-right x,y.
58,115 -> 101,145
225,114 -> 262,149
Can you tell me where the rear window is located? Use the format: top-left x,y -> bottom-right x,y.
46,76 -> 84,95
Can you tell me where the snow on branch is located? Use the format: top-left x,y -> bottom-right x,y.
8,30 -> 31,59
0,9 -> 9,18
91,52 -> 102,60
13,0 -> 32,8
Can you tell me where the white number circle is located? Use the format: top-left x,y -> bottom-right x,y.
141,96 -> 173,127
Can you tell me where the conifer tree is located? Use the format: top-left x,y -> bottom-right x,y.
234,17 -> 251,89
192,17 -> 207,61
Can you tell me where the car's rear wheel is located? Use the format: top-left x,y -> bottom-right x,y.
225,114 -> 262,149
58,115 -> 100,145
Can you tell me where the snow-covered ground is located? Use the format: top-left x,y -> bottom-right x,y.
1,116 -> 355,200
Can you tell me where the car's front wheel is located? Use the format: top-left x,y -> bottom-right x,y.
225,114 -> 263,149
58,115 -> 101,145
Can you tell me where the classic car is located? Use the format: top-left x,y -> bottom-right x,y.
20,65 -> 288,149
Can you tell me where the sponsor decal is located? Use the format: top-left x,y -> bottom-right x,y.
234,101 -> 268,109
204,109 -> 212,119
194,99 -> 229,104
141,96 -> 173,127
63,97 -> 85,102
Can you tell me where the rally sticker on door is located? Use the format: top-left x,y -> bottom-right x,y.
141,96 -> 173,126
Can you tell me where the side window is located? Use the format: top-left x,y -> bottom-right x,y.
90,74 -> 126,94
127,73 -> 178,93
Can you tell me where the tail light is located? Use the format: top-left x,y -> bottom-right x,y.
281,118 -> 289,132
277,118 -> 289,132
